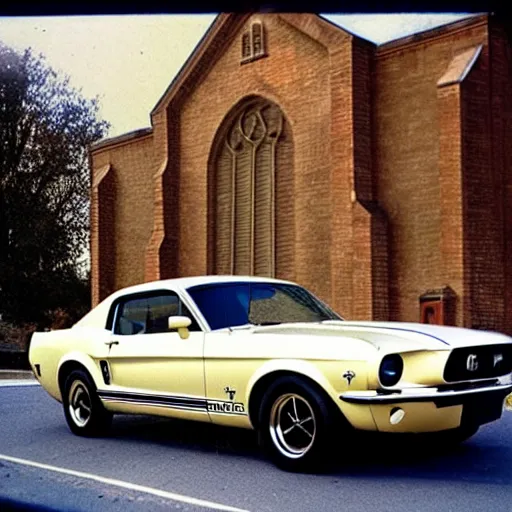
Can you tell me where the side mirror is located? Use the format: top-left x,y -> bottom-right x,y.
168,315 -> 192,339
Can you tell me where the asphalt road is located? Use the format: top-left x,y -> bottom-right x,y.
1,383 -> 512,512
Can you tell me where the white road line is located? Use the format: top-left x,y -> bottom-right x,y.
0,380 -> 40,387
0,454 -> 250,512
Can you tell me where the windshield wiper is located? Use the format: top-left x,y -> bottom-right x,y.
228,323 -> 255,331
227,322 -> 282,331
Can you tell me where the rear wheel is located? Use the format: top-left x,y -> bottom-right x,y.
258,376 -> 340,472
62,369 -> 112,436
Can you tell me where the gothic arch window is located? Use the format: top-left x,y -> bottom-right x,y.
208,97 -> 294,279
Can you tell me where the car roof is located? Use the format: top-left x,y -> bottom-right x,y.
112,274 -> 295,296
74,275 -> 296,329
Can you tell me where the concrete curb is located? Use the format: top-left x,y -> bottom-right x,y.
0,370 -> 38,387
0,370 -> 35,380
0,380 -> 40,387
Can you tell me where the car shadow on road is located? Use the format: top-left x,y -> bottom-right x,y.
106,414 -> 512,484
325,431 -> 512,484
109,414 -> 262,457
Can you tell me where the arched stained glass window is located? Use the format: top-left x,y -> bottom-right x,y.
209,98 -> 294,279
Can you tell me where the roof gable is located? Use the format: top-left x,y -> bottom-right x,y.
150,12 -> 356,117
376,14 -> 488,55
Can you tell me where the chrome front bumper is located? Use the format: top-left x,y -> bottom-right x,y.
340,382 -> 512,408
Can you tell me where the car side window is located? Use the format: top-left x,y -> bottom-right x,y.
113,292 -> 201,335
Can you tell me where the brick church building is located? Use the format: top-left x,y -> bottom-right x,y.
89,13 -> 512,333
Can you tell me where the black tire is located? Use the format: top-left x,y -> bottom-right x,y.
62,369 -> 112,437
438,424 -> 479,445
257,376 -> 341,472
417,424 -> 479,453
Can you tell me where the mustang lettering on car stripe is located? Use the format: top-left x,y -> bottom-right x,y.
207,400 -> 245,414
97,390 -> 246,415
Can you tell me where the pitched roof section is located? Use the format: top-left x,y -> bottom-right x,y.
92,12 -> 492,153
91,127 -> 153,153
437,45 -> 483,87
92,164 -> 112,188
150,13 -> 359,117
278,13 -> 355,47
151,13 -> 249,116
377,14 -> 488,56
150,13 -> 488,119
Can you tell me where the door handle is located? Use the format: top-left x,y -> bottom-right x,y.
105,340 -> 119,349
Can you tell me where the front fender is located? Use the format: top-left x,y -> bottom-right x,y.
245,359 -> 340,406
245,358 -> 376,431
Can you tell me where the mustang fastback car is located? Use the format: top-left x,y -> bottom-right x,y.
29,276 -> 512,471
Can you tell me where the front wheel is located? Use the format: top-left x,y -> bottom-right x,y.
258,376 -> 340,472
62,369 -> 112,437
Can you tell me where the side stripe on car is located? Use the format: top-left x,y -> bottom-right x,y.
97,390 -> 247,415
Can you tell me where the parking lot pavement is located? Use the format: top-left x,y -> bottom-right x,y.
2,385 -> 512,512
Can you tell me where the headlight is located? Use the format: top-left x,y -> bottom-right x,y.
379,354 -> 403,387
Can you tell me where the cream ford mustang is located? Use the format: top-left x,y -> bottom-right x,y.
29,276 -> 512,471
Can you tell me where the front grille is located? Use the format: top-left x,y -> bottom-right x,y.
437,378 -> 499,392
443,344 -> 512,382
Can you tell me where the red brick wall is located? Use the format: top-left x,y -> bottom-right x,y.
146,15 -> 251,285
158,105 -> 181,280
90,164 -> 116,306
91,133 -> 154,300
489,21 -> 512,334
352,41 -> 374,204
177,14 -> 341,309
438,84 -> 465,326
351,40 -> 389,321
90,14 -> 512,332
144,110 -> 168,282
330,36 -> 386,321
374,20 -> 489,323
460,44 -> 506,331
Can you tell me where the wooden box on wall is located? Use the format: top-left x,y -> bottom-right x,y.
419,287 -> 456,326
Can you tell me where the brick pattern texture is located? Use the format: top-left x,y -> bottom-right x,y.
460,44 -> 504,331
90,164 -> 116,305
92,134 -> 154,300
89,13 -> 512,334
490,21 -> 512,334
374,18 -> 495,326
438,84 -> 465,326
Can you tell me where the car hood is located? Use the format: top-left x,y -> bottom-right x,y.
244,320 -> 512,352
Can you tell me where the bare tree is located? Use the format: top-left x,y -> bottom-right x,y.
0,42 -> 109,325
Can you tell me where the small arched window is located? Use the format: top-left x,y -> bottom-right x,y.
241,21 -> 267,64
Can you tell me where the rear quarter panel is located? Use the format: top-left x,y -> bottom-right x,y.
29,327 -> 111,402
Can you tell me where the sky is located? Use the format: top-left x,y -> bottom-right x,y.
0,13 -> 475,140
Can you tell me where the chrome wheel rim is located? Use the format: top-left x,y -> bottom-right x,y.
269,393 -> 316,459
68,380 -> 92,427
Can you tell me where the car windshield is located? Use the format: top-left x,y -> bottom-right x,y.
186,282 -> 342,330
